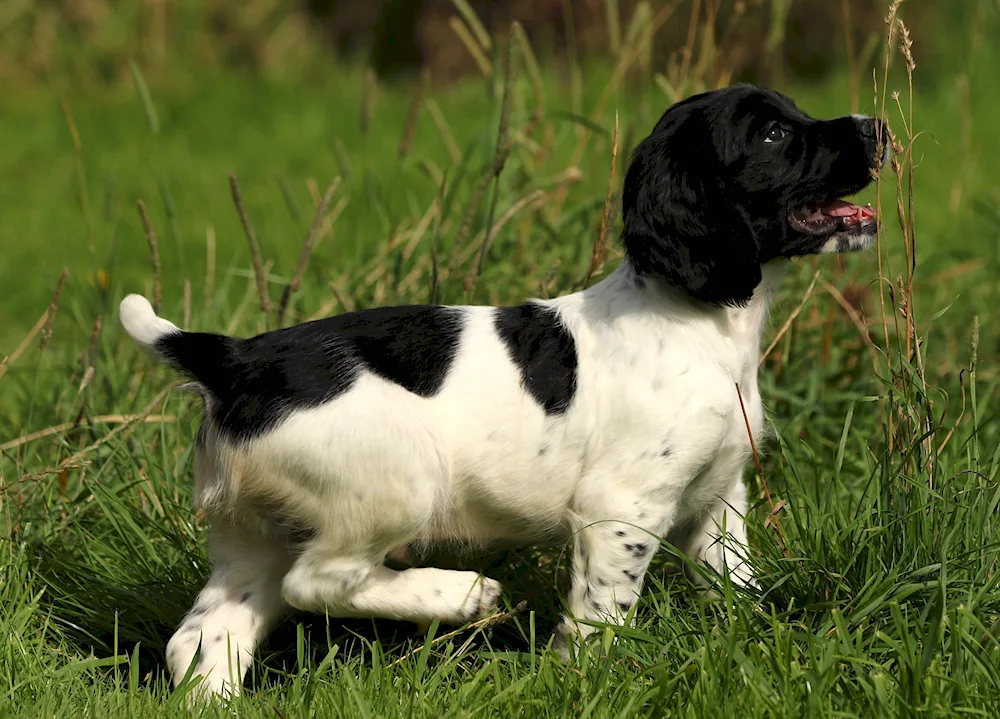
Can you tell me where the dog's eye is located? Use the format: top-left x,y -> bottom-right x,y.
764,124 -> 789,144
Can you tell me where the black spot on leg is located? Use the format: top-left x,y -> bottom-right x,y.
538,444 -> 549,457
617,600 -> 633,613
595,577 -> 608,587
660,445 -> 672,458
189,605 -> 211,618
213,633 -> 224,644
623,569 -> 639,581
625,543 -> 650,558
615,530 -> 627,537
239,591 -> 253,603
590,599 -> 603,612
434,589 -> 443,598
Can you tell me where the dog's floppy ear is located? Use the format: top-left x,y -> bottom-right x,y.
621,128 -> 762,306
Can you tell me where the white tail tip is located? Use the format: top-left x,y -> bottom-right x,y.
119,294 -> 180,349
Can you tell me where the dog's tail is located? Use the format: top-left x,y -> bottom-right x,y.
119,294 -> 238,397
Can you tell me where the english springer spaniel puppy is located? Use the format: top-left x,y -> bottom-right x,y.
120,85 -> 885,699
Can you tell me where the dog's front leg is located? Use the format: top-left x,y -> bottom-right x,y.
556,500 -> 672,657
671,477 -> 757,590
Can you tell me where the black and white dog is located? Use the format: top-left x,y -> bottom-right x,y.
120,85 -> 884,698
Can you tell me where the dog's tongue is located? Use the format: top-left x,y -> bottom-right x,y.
819,200 -> 876,218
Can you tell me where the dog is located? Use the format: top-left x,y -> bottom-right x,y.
119,84 -> 885,698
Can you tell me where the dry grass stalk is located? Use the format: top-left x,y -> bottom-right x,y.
759,270 -> 821,367
389,600 -> 527,668
305,273 -> 353,321
329,277 -> 356,314
0,414 -> 178,453
23,388 -> 172,477
871,1 -> 934,474
691,0 -> 716,89
557,1 -> 678,213
226,260 -> 274,336
306,177 -> 321,207
677,0 -> 702,97
278,176 -> 343,326
229,173 -> 271,327
362,227 -> 420,286
429,172 -> 448,305
456,29 -> 516,294
136,200 -> 162,313
449,17 -> 493,80
204,225 -> 216,309
928,258 -> 986,285
583,111 -> 620,288
735,382 -> 788,558
40,268 -> 69,354
0,310 -> 50,380
511,22 -> 544,138
76,316 -> 103,395
818,276 -> 880,369
400,69 -> 430,159
182,280 -> 191,331
425,97 -> 463,165
460,189 -> 546,281
451,0 -> 492,52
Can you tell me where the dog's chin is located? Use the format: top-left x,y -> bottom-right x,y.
815,228 -> 877,254
786,197 -> 878,254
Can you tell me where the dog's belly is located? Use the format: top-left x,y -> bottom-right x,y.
438,427 -> 587,543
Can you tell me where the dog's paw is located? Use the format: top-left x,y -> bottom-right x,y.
462,576 -> 503,623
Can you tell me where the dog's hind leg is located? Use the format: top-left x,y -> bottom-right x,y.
166,518 -> 293,699
280,543 -> 503,626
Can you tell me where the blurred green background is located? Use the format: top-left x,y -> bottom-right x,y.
1,0 -> 998,356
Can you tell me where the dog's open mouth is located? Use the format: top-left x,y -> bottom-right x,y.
788,199 -> 877,237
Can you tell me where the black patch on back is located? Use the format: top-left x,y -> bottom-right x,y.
157,305 -> 464,441
493,302 -> 577,415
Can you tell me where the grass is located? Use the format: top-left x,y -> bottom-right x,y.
3,1 -> 1000,716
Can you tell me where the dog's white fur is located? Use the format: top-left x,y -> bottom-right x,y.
121,257 -> 789,697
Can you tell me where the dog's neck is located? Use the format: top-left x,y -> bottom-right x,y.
725,259 -> 789,351
581,258 -> 789,379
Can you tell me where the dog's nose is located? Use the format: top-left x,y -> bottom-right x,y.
852,115 -> 881,138
852,115 -> 888,167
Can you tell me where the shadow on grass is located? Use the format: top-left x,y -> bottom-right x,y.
27,535 -> 584,690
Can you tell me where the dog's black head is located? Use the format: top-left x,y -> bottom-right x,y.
621,84 -> 886,306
